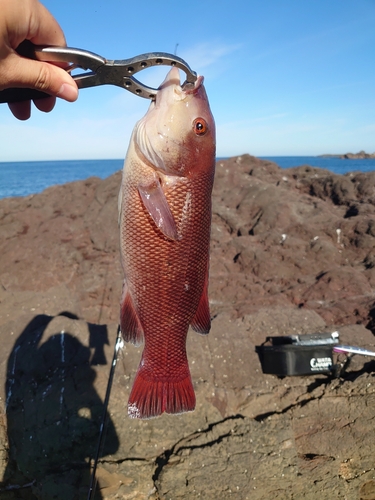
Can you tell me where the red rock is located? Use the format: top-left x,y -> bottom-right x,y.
1,154 -> 375,499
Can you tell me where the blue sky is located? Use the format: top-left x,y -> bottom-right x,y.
1,0 -> 374,161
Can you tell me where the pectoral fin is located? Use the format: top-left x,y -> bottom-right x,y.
138,178 -> 179,240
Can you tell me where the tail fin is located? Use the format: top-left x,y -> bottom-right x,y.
128,368 -> 196,419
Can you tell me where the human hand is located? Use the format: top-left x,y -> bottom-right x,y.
0,0 -> 78,120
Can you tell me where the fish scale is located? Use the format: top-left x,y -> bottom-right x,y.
121,173 -> 212,335
120,173 -> 213,416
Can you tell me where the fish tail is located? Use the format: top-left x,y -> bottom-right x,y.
128,368 -> 196,419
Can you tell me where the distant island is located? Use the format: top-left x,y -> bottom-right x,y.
319,150 -> 375,159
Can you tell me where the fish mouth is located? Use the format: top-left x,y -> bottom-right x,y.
156,67 -> 204,103
183,75 -> 204,94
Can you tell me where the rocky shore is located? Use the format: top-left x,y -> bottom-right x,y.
0,154 -> 374,499
320,150 -> 375,159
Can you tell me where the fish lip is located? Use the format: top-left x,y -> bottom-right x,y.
184,75 -> 204,94
156,69 -> 204,105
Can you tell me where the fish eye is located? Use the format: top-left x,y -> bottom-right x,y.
193,118 -> 208,136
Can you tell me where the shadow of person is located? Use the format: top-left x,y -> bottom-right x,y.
2,313 -> 119,499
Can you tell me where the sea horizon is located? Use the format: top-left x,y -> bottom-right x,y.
0,156 -> 374,200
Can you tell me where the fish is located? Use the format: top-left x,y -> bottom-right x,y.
118,66 -> 216,419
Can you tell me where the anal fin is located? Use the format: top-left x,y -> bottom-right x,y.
190,270 -> 211,334
120,284 -> 144,346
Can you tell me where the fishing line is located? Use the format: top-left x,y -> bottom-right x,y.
87,325 -> 123,500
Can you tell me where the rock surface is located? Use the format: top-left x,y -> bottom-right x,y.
321,150 -> 375,159
0,154 -> 375,499
342,151 -> 375,160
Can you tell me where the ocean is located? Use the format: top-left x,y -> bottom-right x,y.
0,156 -> 374,200
0,159 -> 123,200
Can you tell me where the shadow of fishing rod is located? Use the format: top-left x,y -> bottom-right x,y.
87,325 -> 124,500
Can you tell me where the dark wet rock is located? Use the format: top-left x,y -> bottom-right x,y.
1,154 -> 375,499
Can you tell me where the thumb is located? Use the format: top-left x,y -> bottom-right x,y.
5,53 -> 78,102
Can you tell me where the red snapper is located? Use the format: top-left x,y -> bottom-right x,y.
119,67 -> 216,419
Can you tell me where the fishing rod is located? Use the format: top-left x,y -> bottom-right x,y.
87,325 -> 123,500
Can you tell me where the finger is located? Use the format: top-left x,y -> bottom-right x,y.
29,0 -> 67,47
6,53 -> 78,101
8,0 -> 78,101
34,95 -> 56,113
2,0 -> 67,51
8,101 -> 31,121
